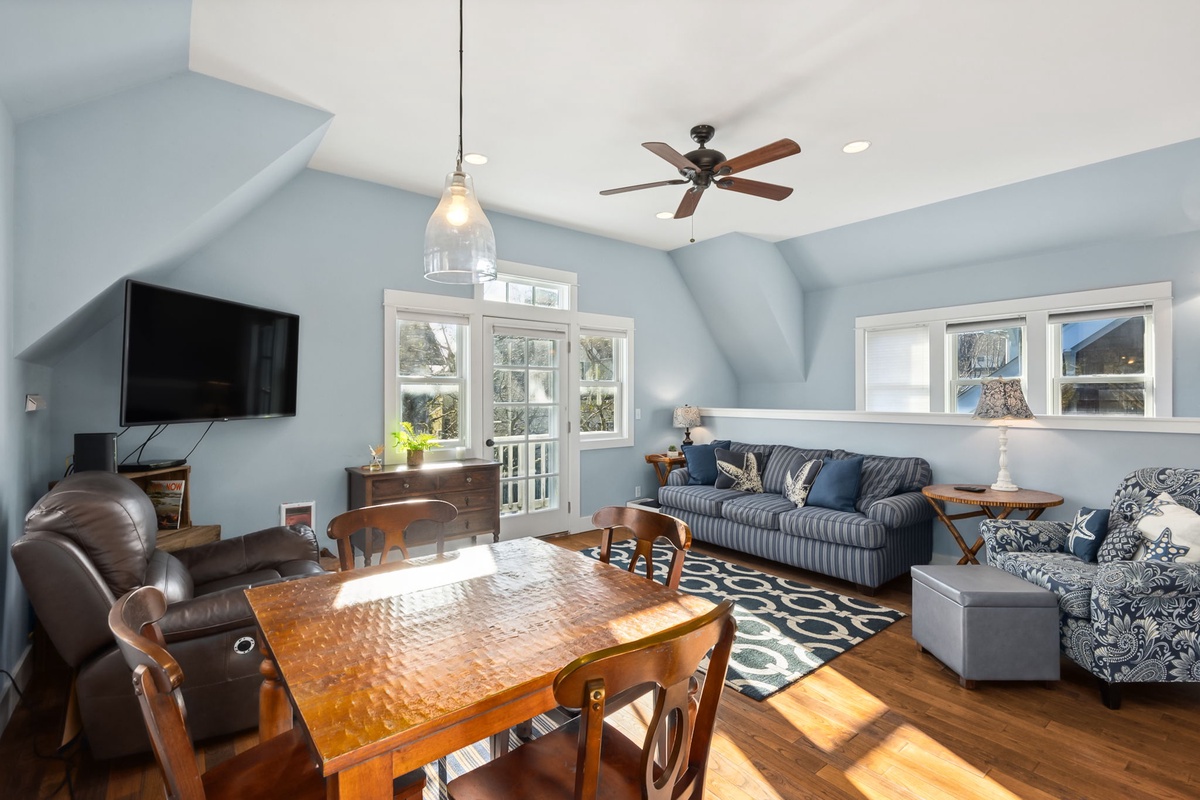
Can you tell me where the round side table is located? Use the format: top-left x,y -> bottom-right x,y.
922,484 -> 1064,565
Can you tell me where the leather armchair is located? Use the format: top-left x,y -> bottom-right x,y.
11,471 -> 326,759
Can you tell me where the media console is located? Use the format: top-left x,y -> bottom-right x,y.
117,464 -> 220,552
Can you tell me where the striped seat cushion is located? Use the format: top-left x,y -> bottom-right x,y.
658,485 -> 747,517
779,506 -> 888,549
721,493 -> 798,530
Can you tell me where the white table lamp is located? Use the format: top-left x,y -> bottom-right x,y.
972,378 -> 1034,492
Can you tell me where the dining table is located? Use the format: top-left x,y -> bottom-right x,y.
245,536 -> 717,800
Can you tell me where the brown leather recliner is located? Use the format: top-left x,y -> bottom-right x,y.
11,471 -> 327,759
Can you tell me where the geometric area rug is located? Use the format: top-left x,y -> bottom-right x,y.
582,540 -> 906,701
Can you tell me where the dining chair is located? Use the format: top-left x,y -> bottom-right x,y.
328,498 -> 458,570
593,505 -> 692,589
108,585 -> 426,800
447,599 -> 737,800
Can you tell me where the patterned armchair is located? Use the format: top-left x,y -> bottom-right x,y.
981,468 -> 1200,709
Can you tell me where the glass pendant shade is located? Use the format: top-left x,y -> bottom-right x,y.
423,171 -> 497,284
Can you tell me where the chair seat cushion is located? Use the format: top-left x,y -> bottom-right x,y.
778,506 -> 887,549
658,485 -> 746,517
992,551 -> 1098,620
446,718 -> 642,800
721,493 -> 798,530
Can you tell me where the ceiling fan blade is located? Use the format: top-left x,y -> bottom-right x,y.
599,179 -> 689,196
673,187 -> 704,219
643,142 -> 699,175
715,177 -> 793,201
713,138 -> 801,176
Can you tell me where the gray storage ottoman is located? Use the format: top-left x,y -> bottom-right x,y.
911,565 -> 1060,688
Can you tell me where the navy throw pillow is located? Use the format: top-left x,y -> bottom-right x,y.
806,455 -> 864,513
1067,506 -> 1111,562
683,440 -> 732,485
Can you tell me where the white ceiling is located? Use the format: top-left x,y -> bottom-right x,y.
189,0 -> 1200,251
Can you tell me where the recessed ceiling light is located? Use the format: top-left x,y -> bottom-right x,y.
842,140 -> 871,154
463,152 -> 488,165
656,211 -> 675,219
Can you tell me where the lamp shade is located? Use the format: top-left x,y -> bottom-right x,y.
972,378 -> 1034,421
673,405 -> 701,429
423,171 -> 497,284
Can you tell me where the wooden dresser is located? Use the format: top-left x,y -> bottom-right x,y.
345,459 -> 500,554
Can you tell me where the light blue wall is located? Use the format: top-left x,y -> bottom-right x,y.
14,71 -> 331,359
780,229 -> 1200,413
1,92 -> 52,684
50,169 -> 738,541
703,414 -> 1200,560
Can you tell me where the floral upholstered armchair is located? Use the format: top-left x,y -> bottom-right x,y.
982,467 -> 1200,709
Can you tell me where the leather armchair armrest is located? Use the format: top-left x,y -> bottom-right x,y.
980,519 -> 1069,555
172,525 -> 319,585
158,588 -> 256,643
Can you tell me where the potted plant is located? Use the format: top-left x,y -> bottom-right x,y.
667,444 -> 679,458
392,422 -> 441,467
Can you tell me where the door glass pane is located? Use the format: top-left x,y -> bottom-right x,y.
495,442 -> 525,478
499,478 -> 524,514
493,408 -> 525,437
531,442 -> 557,476
528,338 -> 556,367
493,335 -> 526,367
1060,382 -> 1146,415
528,476 -> 557,512
493,369 -> 526,403
527,407 -> 551,436
528,370 -> 554,403
1059,316 -> 1145,376
400,384 -> 459,440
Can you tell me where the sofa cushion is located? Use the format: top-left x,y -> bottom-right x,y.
714,449 -> 766,492
721,493 -> 798,530
779,506 -> 887,549
762,445 -> 833,495
658,485 -> 746,517
682,440 -> 732,485
992,551 -> 1098,620
807,456 -> 863,514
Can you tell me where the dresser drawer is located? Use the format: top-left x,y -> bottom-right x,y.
370,472 -> 438,501
440,489 -> 498,513
439,468 -> 497,492
442,509 -> 498,537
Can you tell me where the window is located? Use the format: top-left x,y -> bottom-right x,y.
863,326 -> 930,412
483,273 -> 570,310
947,320 -> 1024,413
391,312 -> 468,455
579,331 -> 626,438
1053,307 -> 1152,416
855,283 -> 1172,417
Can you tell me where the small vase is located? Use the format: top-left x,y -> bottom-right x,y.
406,450 -> 424,468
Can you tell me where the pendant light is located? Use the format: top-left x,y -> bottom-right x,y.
423,0 -> 496,284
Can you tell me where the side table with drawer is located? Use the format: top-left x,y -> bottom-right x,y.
345,459 -> 501,556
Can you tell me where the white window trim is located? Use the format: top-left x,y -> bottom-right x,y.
855,282 -> 1173,418
578,313 -> 636,450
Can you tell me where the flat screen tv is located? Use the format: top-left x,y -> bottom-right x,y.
120,281 -> 299,426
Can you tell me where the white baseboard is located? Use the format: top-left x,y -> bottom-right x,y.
0,644 -> 33,737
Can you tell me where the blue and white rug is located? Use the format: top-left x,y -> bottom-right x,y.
583,540 -> 905,701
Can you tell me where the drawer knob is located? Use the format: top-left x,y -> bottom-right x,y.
403,482 -> 410,489
464,519 -> 470,529
466,476 -> 473,484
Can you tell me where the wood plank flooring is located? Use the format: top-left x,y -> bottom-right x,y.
2,530 -> 1198,799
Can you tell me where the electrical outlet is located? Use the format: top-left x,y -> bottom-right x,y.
635,408 -> 641,420
635,485 -> 642,497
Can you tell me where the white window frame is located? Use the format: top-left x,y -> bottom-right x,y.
1050,305 -> 1155,416
855,282 -> 1173,417
945,317 -> 1027,414
577,320 -> 634,448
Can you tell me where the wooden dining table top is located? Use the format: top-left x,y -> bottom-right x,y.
244,537 -> 716,780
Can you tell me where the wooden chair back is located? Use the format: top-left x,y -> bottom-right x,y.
108,586 -> 205,800
327,499 -> 458,570
553,599 -> 736,800
592,505 -> 692,589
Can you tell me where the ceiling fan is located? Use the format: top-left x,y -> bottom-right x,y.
600,125 -> 801,219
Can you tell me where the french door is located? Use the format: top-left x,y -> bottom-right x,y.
483,318 -> 571,537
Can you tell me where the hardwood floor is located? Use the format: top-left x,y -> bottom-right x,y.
3,531 -> 1198,799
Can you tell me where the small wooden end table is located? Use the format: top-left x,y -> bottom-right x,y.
922,484 -> 1064,565
645,453 -> 686,486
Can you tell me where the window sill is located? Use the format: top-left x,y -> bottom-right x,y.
580,434 -> 633,451
700,407 -> 1200,435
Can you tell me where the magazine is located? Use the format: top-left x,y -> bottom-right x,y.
147,480 -> 185,529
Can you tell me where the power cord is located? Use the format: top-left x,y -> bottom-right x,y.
120,424 -> 166,466
0,668 -> 77,799
183,421 -> 216,461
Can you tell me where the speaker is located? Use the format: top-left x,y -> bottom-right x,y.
74,432 -> 117,472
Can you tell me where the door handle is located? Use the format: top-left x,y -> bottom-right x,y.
485,438 -> 495,447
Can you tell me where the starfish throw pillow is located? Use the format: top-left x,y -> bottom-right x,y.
783,459 -> 823,507
1135,492 -> 1200,563
714,449 -> 765,493
1066,506 -> 1110,562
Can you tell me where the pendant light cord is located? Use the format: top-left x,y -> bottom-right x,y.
456,0 -> 464,172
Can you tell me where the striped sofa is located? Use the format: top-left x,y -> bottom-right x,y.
658,443 -> 935,593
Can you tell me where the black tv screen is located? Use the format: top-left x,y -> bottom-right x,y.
120,281 -> 299,426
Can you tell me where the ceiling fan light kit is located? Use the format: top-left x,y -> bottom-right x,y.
423,0 -> 497,284
601,124 -> 801,220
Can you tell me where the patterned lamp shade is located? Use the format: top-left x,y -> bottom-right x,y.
673,405 -> 702,429
972,378 -> 1034,421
